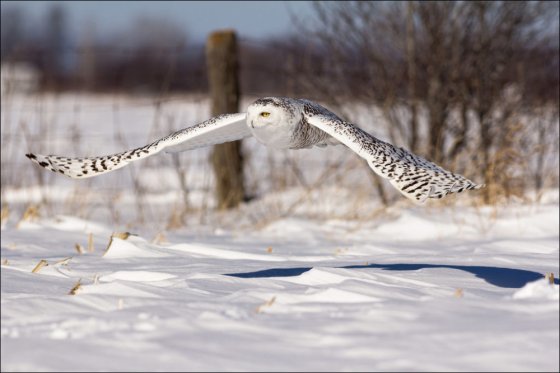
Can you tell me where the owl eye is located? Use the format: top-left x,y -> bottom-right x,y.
260,112 -> 271,118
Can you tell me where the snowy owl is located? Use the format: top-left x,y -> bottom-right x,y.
26,97 -> 483,203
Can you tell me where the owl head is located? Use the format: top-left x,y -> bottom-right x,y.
246,97 -> 301,149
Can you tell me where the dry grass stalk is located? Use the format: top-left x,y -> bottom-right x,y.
55,257 -> 72,266
266,247 -> 273,253
166,207 -> 185,230
87,233 -> 94,252
454,288 -> 464,298
2,259 -> 9,266
256,296 -> 276,313
546,273 -> 555,285
68,279 -> 82,295
113,232 -> 131,240
16,205 -> 40,229
1,205 -> 9,226
104,232 -> 132,256
152,232 -> 168,245
31,259 -> 49,273
22,205 -> 39,221
75,243 -> 85,254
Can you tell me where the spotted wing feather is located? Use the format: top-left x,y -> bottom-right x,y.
306,113 -> 483,203
26,113 -> 250,179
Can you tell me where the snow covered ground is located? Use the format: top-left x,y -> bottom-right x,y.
1,193 -> 559,372
1,93 -> 559,371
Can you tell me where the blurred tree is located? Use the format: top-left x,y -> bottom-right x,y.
1,5 -> 26,61
78,19 -> 96,91
284,0 -> 559,203
95,16 -> 188,93
77,21 -> 96,91
43,4 -> 67,89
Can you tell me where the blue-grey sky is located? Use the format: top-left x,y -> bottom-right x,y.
1,1 -> 315,42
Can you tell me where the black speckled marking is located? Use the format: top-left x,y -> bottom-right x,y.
303,107 -> 483,202
24,111 -> 249,179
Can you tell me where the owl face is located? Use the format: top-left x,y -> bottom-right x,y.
246,97 -> 300,149
247,99 -> 286,129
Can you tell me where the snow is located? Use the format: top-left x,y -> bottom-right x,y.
1,197 -> 559,372
1,93 -> 559,371
513,279 -> 559,301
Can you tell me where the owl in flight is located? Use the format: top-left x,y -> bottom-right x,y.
27,97 -> 482,203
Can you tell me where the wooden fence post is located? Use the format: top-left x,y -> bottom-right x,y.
206,30 -> 245,209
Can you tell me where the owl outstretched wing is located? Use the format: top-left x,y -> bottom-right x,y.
26,113 -> 250,179
306,113 -> 483,203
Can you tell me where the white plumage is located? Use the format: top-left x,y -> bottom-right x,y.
26,97 -> 483,203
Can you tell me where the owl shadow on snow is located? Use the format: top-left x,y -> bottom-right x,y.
226,263 -> 559,289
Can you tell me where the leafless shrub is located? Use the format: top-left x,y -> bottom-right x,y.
283,1 -> 559,204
